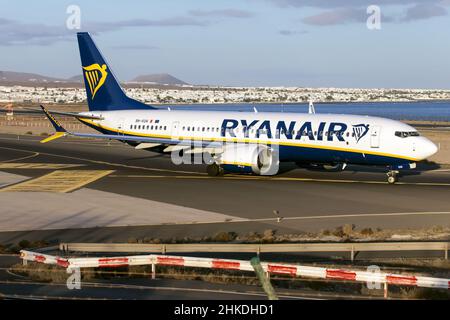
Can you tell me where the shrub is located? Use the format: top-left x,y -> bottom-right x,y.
262,229 -> 276,243
333,226 -> 345,238
343,224 -> 355,236
263,229 -> 275,238
212,231 -> 237,242
360,228 -> 374,236
18,240 -> 31,249
127,237 -> 138,244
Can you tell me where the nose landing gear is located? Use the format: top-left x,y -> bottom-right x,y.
387,170 -> 399,184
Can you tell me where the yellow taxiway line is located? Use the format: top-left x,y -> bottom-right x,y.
108,174 -> 450,186
0,163 -> 85,169
0,151 -> 40,163
0,170 -> 115,193
0,146 -> 205,176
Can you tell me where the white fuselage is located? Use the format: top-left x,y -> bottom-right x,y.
79,109 -> 438,166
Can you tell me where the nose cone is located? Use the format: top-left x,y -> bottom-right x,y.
421,139 -> 438,159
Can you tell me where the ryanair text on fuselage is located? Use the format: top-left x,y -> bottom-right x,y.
221,119 -> 369,143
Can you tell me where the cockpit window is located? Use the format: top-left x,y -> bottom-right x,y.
395,131 -> 420,138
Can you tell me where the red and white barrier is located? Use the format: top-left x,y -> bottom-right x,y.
20,251 -> 69,268
20,250 -> 450,290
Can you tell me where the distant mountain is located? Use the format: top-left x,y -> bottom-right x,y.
0,71 -> 190,86
0,71 -> 64,83
66,74 -> 83,82
130,73 -> 188,86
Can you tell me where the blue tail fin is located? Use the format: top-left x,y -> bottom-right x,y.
77,32 -> 154,111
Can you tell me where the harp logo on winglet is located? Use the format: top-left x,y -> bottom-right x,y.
83,63 -> 108,99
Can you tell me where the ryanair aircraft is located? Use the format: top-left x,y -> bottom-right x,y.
40,32 -> 438,184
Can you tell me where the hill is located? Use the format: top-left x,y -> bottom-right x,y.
0,71 -> 63,83
130,73 -> 188,86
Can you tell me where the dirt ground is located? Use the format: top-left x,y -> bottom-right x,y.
418,129 -> 450,164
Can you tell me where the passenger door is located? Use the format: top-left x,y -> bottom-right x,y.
171,121 -> 180,138
117,118 -> 125,136
370,125 -> 381,148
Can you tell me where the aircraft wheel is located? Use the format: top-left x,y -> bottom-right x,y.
207,164 -> 223,177
387,171 -> 398,184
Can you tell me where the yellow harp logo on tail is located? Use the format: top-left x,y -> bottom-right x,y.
83,63 -> 108,99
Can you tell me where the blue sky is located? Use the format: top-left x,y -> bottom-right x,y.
0,0 -> 449,88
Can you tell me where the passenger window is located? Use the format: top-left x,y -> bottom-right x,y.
395,131 -> 419,138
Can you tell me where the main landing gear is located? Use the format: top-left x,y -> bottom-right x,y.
207,163 -> 224,177
386,170 -> 399,185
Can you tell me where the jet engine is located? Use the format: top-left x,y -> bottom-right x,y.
214,144 -> 279,176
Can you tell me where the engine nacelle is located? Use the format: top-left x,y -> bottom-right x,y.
218,144 -> 279,175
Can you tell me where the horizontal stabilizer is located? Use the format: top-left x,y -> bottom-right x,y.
40,132 -> 67,144
21,107 -> 104,120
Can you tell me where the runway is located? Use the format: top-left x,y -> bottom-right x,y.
0,133 -> 449,244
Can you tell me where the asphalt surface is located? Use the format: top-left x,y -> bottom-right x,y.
0,133 -> 450,244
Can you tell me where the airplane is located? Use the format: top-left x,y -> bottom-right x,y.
39,32 -> 438,184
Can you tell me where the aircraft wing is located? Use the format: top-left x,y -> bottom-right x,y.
18,107 -> 104,120
39,105 -> 222,147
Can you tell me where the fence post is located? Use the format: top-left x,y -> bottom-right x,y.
250,257 -> 278,300
351,245 -> 355,262
384,282 -> 388,299
151,263 -> 156,280
445,243 -> 448,260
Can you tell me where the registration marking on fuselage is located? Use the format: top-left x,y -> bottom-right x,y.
0,170 -> 114,193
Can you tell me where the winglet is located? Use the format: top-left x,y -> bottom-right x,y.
40,105 -> 67,143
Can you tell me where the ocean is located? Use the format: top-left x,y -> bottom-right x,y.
156,101 -> 450,121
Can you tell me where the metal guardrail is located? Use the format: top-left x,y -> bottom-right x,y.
20,250 -> 450,295
59,242 -> 449,261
